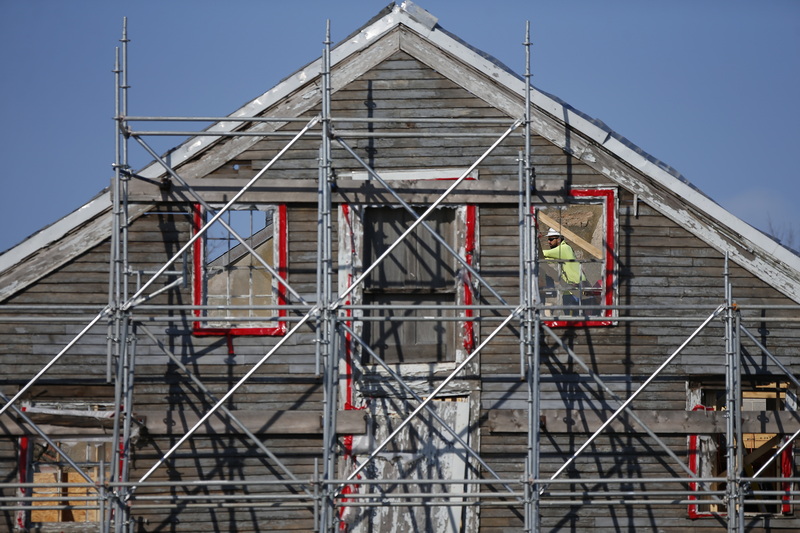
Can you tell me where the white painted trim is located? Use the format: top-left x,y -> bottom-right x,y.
349,168 -> 477,181
0,190 -> 111,272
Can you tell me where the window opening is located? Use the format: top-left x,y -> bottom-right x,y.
536,188 -> 615,326
688,382 -> 795,517
17,401 -> 116,528
192,204 -> 287,335
362,206 -> 459,364
26,438 -> 112,524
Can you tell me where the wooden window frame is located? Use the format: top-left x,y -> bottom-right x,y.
357,204 -> 476,364
342,201 -> 477,368
192,203 -> 288,336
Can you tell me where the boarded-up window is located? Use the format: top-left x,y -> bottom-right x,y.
362,207 -> 458,364
17,400 -> 116,528
193,204 -> 287,335
28,440 -> 111,524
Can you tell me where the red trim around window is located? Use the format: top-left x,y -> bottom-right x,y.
192,204 -> 288,336
780,438 -> 793,514
687,404 -> 715,519
688,404 -> 794,518
17,432 -> 28,529
542,188 -> 616,328
462,204 -> 477,353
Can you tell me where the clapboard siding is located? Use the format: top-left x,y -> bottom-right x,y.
128,435 -> 320,533
475,174 -> 798,533
214,52 -> 530,186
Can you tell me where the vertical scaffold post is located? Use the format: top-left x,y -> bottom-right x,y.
319,18 -> 338,533
734,304 -> 744,528
522,20 -> 541,533
724,253 -> 742,532
115,17 -> 137,533
109,17 -> 131,533
106,40 -> 122,533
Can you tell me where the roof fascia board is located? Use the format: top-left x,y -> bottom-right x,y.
398,20 -> 800,301
0,190 -> 111,273
599,133 -> 795,259
0,203 -> 149,302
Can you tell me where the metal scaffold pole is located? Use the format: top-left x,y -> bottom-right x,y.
319,19 -> 338,533
724,253 -> 743,532
104,35 -> 122,533
522,20 -> 541,533
109,17 -> 134,533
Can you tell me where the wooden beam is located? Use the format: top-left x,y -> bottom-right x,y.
0,409 -> 367,436
538,210 -> 603,259
487,409 -> 800,434
127,178 -> 522,205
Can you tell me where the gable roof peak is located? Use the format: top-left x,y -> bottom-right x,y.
398,1 -> 438,30
1,3 -> 798,304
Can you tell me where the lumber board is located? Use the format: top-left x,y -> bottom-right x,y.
128,177 -> 523,204
487,409 -> 800,434
0,409 -> 366,436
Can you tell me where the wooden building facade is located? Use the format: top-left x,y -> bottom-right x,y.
1,3 -> 798,532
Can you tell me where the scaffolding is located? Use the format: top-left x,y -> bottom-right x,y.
1,13 -> 799,533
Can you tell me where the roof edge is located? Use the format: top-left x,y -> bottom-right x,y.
0,188 -> 111,273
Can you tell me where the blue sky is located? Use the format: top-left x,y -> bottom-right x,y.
1,0 -> 798,253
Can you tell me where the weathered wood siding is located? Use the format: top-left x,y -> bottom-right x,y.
0,205 -> 331,532
476,192 -> 799,532
0,41 -> 797,533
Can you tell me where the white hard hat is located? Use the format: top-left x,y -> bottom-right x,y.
545,228 -> 561,238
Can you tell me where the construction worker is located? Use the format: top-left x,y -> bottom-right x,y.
541,228 -> 586,312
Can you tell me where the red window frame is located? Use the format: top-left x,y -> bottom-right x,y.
688,404 -> 794,518
539,188 -> 616,328
462,204 -> 477,354
192,203 -> 288,336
